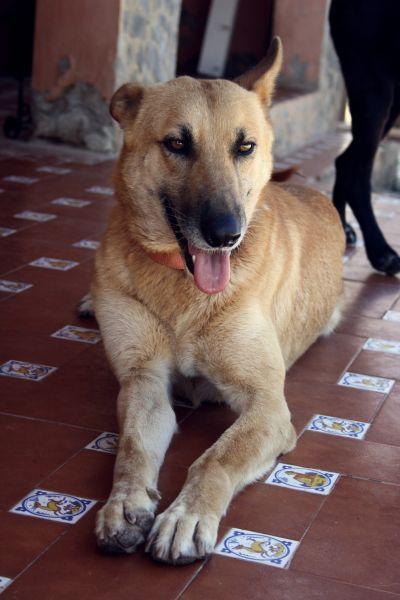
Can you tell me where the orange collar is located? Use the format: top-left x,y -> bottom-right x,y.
144,249 -> 185,270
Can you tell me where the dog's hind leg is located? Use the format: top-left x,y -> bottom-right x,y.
94,291 -> 176,554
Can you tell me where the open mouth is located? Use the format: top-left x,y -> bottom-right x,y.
162,196 -> 232,295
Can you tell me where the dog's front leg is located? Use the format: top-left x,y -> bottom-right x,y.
94,293 -> 176,554
146,312 -> 296,565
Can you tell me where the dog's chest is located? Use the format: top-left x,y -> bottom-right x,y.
170,314 -> 202,377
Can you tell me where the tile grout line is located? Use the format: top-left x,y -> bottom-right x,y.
174,559 -> 209,600
295,485 -> 333,549
0,410 -> 105,433
291,565 -> 400,597
1,528 -> 69,591
334,340 -> 367,387
387,293 -> 400,312
29,442 -> 103,502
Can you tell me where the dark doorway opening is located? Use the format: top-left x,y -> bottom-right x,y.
0,0 -> 36,139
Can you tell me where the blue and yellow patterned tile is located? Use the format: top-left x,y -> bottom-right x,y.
29,257 -> 79,271
10,489 -> 96,524
338,372 -> 394,394
363,338 -> 400,355
215,528 -> 299,568
14,211 -> 56,222
85,185 -> 113,195
36,166 -> 71,175
0,360 -> 57,382
51,197 -> 91,208
265,463 -> 340,495
0,227 -> 16,237
0,576 -> 12,594
51,325 -> 101,344
86,432 -> 118,454
383,310 -> 400,323
306,415 -> 370,440
0,280 -> 33,294
3,175 -> 39,185
72,240 -> 100,250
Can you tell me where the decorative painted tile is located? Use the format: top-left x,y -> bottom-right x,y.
86,185 -> 113,195
86,432 -> 118,454
72,239 -> 100,250
363,338 -> 400,356
3,175 -> 39,184
51,197 -> 91,208
0,360 -> 57,381
306,414 -> 370,440
29,257 -> 79,271
36,166 -> 71,175
10,489 -> 96,524
0,577 -> 12,594
14,210 -> 57,222
383,310 -> 400,323
215,528 -> 299,568
0,280 -> 33,294
0,227 -> 16,237
265,463 -> 339,495
52,325 -> 101,344
338,372 -> 395,394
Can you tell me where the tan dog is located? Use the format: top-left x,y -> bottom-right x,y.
88,37 -> 344,565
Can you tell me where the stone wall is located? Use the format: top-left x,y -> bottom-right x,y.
31,0 -> 182,152
116,0 -> 181,87
31,0 -> 120,152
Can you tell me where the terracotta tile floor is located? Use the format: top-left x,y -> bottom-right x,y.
1,133 -> 400,599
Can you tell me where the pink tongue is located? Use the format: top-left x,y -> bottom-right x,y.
188,243 -> 231,295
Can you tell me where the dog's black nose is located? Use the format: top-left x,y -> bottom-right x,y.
202,213 -> 241,248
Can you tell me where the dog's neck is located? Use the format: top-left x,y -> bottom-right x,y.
144,249 -> 185,270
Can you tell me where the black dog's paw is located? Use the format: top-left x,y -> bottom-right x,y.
344,222 -> 357,246
368,247 -> 400,276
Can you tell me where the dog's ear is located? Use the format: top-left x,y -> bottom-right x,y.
235,37 -> 282,106
110,83 -> 143,128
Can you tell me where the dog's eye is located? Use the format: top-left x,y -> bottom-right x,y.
237,142 -> 256,156
163,138 -> 186,153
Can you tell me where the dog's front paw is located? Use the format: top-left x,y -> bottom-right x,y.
96,498 -> 155,554
77,292 -> 95,319
146,502 -> 218,565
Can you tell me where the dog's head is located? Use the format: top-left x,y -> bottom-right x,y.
111,37 -> 282,294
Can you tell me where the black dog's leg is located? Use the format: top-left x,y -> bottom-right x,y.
332,88 -> 400,275
329,0 -> 400,275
